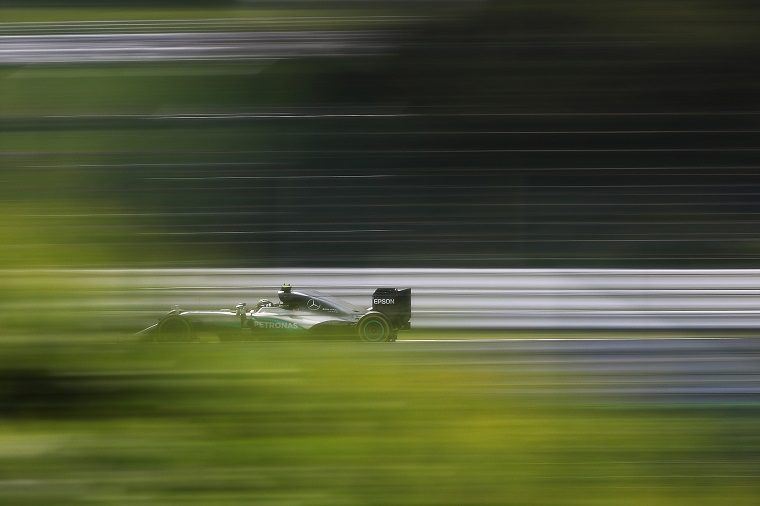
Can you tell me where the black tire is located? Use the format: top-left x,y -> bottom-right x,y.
157,316 -> 194,342
357,313 -> 393,342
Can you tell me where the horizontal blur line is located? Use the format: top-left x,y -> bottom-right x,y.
479,184 -> 760,188
129,190 -> 760,199
26,211 -> 760,217
300,130 -> 760,135
159,202 -> 760,207
24,212 -> 283,217
56,370 -> 300,380
420,192 -> 760,197
479,221 -> 760,225
8,148 -> 760,160
22,164 -> 760,172
43,113 -> 415,120
147,175 -> 397,180
391,221 -> 760,226
130,234 -> 760,240
432,233 -> 760,238
13,261 -> 760,273
110,148 -> 760,153
0,55 -> 376,63
20,219 -> 760,227
35,111 -> 760,120
441,111 -> 760,117
12,124 -> 760,136
126,220 -> 760,226
19,227 -> 760,239
0,30 -> 386,39
400,338 -> 740,342
525,193 -> 760,197
0,55 -> 383,65
452,167 -> 760,173
138,229 -> 396,235
6,238 -> 756,247
27,162 -> 275,168
147,186 -> 760,195
0,16 -> 422,27
156,113 -> 414,119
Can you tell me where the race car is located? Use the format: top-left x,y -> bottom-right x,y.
137,284 -> 411,342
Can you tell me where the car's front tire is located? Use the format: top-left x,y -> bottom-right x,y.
357,312 -> 393,342
157,316 -> 195,342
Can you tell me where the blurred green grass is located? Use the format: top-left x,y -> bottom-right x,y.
0,342 -> 756,505
0,62 -> 314,115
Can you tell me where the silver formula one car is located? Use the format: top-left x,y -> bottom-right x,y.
137,284 -> 411,342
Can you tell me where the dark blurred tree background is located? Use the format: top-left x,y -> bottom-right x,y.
4,0 -> 760,267
244,0 -> 760,266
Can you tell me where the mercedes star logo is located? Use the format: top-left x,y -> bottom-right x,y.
307,299 -> 321,310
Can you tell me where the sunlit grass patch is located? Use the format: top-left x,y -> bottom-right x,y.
0,342 -> 756,504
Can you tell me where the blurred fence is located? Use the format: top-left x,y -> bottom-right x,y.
6,268 -> 760,331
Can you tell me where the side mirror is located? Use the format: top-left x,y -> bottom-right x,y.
235,303 -> 247,319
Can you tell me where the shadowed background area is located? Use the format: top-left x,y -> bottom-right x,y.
3,1 -> 760,504
4,0 -> 760,268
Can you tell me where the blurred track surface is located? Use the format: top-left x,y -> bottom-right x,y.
16,337 -> 757,404
380,337 -> 760,402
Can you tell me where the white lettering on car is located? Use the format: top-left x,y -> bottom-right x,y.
374,298 -> 395,305
254,320 -> 299,329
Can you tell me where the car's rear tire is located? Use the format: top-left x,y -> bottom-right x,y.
357,313 -> 393,342
157,316 -> 194,342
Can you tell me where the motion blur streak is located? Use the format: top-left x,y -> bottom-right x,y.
4,1 -> 760,504
0,31 -> 390,63
0,16 -> 427,35
7,268 -> 760,332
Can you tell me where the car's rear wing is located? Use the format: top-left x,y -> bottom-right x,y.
372,288 -> 412,330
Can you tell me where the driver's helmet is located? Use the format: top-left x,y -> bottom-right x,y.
255,299 -> 275,310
